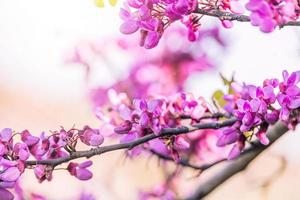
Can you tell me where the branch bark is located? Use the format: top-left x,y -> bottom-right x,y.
25,118 -> 237,167
194,8 -> 300,27
186,121 -> 289,200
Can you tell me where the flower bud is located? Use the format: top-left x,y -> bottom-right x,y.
114,120 -> 132,134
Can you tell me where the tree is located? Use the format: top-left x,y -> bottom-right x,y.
0,0 -> 300,199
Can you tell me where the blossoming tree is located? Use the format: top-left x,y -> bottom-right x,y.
1,0 -> 300,199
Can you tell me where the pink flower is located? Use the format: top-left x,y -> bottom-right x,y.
0,188 -> 14,200
217,127 -> 240,147
67,161 -> 93,181
13,143 -> 30,161
228,139 -> 245,160
221,20 -> 234,28
174,137 -> 190,150
246,0 -> 299,32
119,0 -> 197,48
79,127 -> 104,147
21,130 -> 39,146
34,165 -> 53,183
114,120 -> 133,134
0,167 -> 21,182
148,139 -> 169,155
120,20 -> 139,34
277,70 -> 300,128
256,130 -> 269,145
0,128 -> 12,143
143,31 -> 161,49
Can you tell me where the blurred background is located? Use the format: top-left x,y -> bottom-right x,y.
0,0 -> 300,199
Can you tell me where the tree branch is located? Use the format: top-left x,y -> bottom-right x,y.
194,8 -> 300,27
25,118 -> 237,167
186,121 -> 289,200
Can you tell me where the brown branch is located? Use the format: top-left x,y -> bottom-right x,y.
186,121 -> 289,200
194,8 -> 300,27
25,117 -> 237,167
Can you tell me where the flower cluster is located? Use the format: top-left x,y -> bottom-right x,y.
120,0 -> 196,48
119,0 -> 242,48
0,128 -> 26,200
219,70 -> 300,159
246,0 -> 300,32
102,92 -> 229,161
0,126 -> 104,199
1,71 -> 300,199
118,0 -> 300,45
278,70 -> 300,127
111,93 -> 208,134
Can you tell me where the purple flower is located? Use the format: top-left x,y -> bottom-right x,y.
13,143 -> 30,161
21,130 -> 40,146
246,0 -> 299,32
0,128 -> 12,143
174,137 -> 190,150
143,31 -> 161,49
172,0 -> 190,15
277,70 -> 300,127
264,110 -> 279,124
131,98 -> 164,135
80,127 -> 104,147
256,129 -> 269,145
34,165 -> 52,183
0,159 -> 22,184
67,161 -> 93,181
120,20 -> 139,34
0,158 -> 23,199
0,143 -> 8,156
114,120 -> 133,134
0,188 -> 14,200
217,127 -> 240,147
148,139 -> 169,155
28,132 -> 50,159
0,167 -> 21,182
228,139 -> 245,160
233,99 -> 262,132
119,0 -> 197,48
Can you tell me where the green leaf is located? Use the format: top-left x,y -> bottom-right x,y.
212,90 -> 227,108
